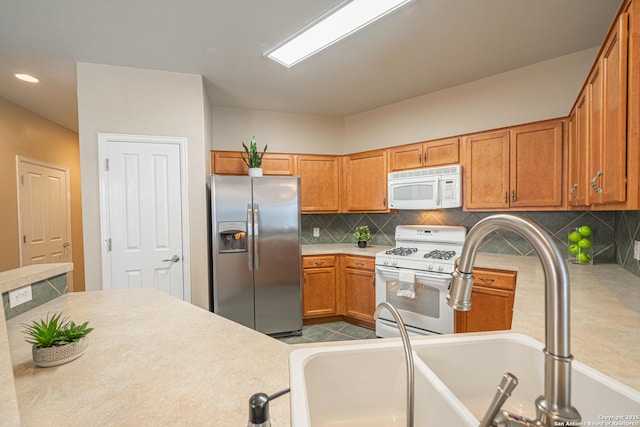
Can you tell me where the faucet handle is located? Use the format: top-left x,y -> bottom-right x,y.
479,372 -> 519,427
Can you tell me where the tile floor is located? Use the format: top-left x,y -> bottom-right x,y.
277,321 -> 378,344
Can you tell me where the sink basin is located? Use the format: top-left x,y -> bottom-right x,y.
289,341 -> 477,427
413,333 -> 640,423
290,333 -> 640,426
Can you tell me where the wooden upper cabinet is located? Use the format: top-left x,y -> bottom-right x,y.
388,138 -> 459,171
509,120 -> 564,208
567,90 -> 590,208
211,151 -> 296,176
297,155 -> 340,213
343,149 -> 388,212
588,12 -> 629,205
464,120 -> 564,210
463,130 -> 510,209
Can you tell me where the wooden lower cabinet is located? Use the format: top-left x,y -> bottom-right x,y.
302,256 -> 337,318
343,256 -> 376,329
302,254 -> 376,329
455,267 -> 517,333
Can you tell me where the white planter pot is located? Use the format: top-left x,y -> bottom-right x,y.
32,336 -> 89,368
249,168 -> 263,177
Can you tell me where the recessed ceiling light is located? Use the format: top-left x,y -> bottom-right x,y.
265,0 -> 412,68
15,73 -> 39,83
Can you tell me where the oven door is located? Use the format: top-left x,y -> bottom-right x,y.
375,265 -> 454,336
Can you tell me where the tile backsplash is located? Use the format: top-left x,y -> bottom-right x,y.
301,209 -> 640,275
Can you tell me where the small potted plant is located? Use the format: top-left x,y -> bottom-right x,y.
241,136 -> 268,177
22,312 -> 94,368
354,225 -> 371,248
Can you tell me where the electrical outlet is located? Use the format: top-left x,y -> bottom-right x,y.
313,227 -> 320,237
634,240 -> 640,261
9,285 -> 32,308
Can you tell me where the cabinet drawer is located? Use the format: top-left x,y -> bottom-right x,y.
302,255 -> 336,269
344,256 -> 375,270
472,268 -> 517,291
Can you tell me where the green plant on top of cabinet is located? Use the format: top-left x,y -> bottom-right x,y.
211,151 -> 296,176
388,137 -> 460,171
463,119 -> 564,210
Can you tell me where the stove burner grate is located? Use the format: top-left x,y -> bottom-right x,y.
385,247 -> 418,256
423,249 -> 457,260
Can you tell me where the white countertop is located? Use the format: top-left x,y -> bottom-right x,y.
302,243 -> 391,257
2,250 -> 639,425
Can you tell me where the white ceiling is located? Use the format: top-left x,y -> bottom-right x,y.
0,0 -> 623,132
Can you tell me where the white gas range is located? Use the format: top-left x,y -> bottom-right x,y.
375,225 -> 466,337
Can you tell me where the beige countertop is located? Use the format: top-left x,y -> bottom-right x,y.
2,251 -> 639,425
302,243 -> 392,257
5,289 -> 292,427
0,262 -> 73,294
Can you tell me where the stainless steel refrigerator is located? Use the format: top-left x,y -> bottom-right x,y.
210,175 -> 302,336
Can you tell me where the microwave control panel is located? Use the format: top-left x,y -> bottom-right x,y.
442,180 -> 456,201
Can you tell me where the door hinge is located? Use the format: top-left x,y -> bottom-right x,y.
20,175 -> 24,185
105,158 -> 110,171
106,238 -> 112,252
23,235 -> 26,244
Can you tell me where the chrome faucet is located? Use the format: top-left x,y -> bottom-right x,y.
374,302 -> 414,427
446,214 -> 581,427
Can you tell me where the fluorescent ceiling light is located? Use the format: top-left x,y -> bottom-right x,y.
15,73 -> 39,83
266,0 -> 412,68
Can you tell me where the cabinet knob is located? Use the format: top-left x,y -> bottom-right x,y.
314,260 -> 325,265
569,183 -> 578,200
355,262 -> 365,267
511,190 -> 516,203
478,277 -> 495,285
590,170 -> 603,195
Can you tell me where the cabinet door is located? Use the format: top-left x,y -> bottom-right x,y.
423,138 -> 459,167
599,13 -> 628,203
454,286 -> 515,333
455,268 -> 516,333
344,268 -> 375,324
303,267 -> 337,318
388,143 -> 423,171
463,131 -> 510,209
343,150 -> 388,211
568,91 -> 590,207
297,155 -> 340,212
510,120 -> 564,208
211,151 -> 295,176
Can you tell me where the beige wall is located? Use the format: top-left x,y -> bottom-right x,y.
344,47 -> 598,153
212,107 -> 344,154
210,48 -> 598,155
0,98 -> 85,291
77,63 -> 211,310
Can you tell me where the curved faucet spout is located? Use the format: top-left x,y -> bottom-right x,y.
447,214 -> 580,426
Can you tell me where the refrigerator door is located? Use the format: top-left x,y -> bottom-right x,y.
252,177 -> 302,335
211,175 -> 255,329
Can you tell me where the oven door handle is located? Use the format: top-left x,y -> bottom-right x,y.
376,266 -> 452,288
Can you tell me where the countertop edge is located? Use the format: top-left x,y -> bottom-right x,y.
0,263 -> 73,294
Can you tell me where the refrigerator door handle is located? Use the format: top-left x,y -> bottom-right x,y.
253,203 -> 260,270
247,203 -> 253,271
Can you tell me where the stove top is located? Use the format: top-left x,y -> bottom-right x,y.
376,225 -> 466,273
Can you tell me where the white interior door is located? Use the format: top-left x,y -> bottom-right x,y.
17,157 -> 72,269
99,134 -> 189,301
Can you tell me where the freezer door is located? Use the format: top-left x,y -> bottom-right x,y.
211,175 -> 255,329
252,177 -> 302,335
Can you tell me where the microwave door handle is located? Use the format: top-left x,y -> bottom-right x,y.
434,177 -> 441,206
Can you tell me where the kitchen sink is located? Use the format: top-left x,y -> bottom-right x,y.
289,341 -> 477,427
290,333 -> 640,426
413,333 -> 640,423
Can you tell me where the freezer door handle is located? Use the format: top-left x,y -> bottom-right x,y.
253,203 -> 260,270
247,203 -> 253,271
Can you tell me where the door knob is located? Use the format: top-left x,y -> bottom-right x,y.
162,255 -> 180,263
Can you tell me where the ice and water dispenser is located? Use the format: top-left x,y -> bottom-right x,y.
217,221 -> 247,253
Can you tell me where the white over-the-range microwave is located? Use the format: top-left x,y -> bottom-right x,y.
387,165 -> 462,210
